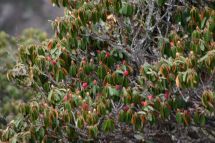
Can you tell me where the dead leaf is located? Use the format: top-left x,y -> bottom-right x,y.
176,75 -> 180,88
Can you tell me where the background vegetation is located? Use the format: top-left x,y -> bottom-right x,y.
0,29 -> 48,128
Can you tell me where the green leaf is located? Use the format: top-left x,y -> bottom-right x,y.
97,66 -> 106,80
127,5 -> 133,16
157,0 -> 167,6
69,65 -> 78,77
64,102 -> 72,111
115,70 -> 123,75
200,41 -> 205,51
193,112 -> 199,124
77,117 -> 84,128
119,110 -> 125,122
108,87 -> 119,96
164,106 -> 170,118
200,115 -> 206,126
119,52 -> 123,59
56,70 -> 60,82
62,0 -> 67,7
201,17 -> 207,29
102,119 -> 115,133
182,72 -> 187,82
176,112 -> 182,123
88,126 -> 98,137
39,128 -> 45,140
120,4 -> 128,15
48,90 -> 53,103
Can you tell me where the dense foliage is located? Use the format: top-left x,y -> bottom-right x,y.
1,0 -> 214,142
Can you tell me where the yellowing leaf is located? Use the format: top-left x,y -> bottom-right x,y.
107,14 -> 117,23
176,75 -> 180,87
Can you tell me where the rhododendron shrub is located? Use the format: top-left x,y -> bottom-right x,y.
1,0 -> 214,142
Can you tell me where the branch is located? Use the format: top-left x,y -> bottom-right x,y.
146,0 -> 155,32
